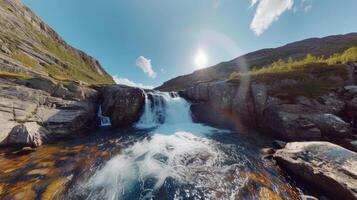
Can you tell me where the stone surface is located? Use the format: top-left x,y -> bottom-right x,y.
309,113 -> 353,139
0,78 -> 99,147
272,140 -> 286,149
1,122 -> 43,147
263,104 -> 322,141
274,142 -> 357,200
101,84 -> 145,128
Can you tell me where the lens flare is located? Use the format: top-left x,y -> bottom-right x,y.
194,49 -> 208,69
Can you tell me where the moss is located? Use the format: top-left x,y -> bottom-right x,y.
32,29 -> 114,85
229,47 -> 357,83
227,49 -> 355,98
0,71 -> 31,80
13,52 -> 38,68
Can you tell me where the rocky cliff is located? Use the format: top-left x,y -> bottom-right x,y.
0,0 -> 114,85
180,62 -> 357,150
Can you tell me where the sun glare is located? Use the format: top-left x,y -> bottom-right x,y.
194,49 -> 208,69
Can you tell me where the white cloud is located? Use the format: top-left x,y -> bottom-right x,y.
113,75 -> 154,89
293,0 -> 312,13
136,56 -> 157,79
250,0 -> 294,35
250,0 -> 259,7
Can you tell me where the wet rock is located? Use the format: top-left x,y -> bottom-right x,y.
41,177 -> 71,200
344,85 -> 357,97
300,195 -> 319,200
27,168 -> 51,176
272,140 -> 286,149
261,148 -> 275,155
101,84 -> 145,128
274,142 -> 357,200
259,187 -> 283,200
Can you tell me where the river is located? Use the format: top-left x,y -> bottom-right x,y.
0,92 -> 302,199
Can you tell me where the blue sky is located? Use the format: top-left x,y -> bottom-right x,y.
23,0 -> 357,88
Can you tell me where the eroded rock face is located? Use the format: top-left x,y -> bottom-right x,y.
0,78 -> 99,147
180,79 -> 357,145
263,104 -> 322,141
101,85 -> 145,128
274,142 -> 357,200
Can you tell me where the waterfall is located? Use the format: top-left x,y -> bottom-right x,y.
82,91 -> 235,200
98,105 -> 111,127
135,91 -> 193,130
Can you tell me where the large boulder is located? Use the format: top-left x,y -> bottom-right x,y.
274,142 -> 357,200
101,85 -> 145,128
2,123 -> 44,147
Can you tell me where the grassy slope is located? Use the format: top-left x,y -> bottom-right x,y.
229,47 -> 357,98
0,0 -> 114,85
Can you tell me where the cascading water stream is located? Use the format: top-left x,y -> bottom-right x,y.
69,91 -> 300,200
98,105 -> 112,127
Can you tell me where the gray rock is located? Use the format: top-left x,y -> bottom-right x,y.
0,79 -> 99,146
344,85 -> 357,97
2,122 -> 43,147
37,101 -> 97,138
209,81 -> 237,111
274,142 -> 357,200
251,83 -> 267,122
101,84 -> 145,128
231,85 -> 256,126
263,104 -> 322,141
348,97 -> 357,110
272,140 -> 286,149
308,113 -> 353,139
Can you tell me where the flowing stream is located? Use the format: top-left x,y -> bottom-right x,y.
0,91 -> 303,200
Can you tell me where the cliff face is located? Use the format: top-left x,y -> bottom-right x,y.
0,0 -> 118,148
0,0 -> 114,85
180,62 -> 357,152
157,33 -> 357,91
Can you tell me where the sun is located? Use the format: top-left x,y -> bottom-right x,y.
194,49 -> 208,69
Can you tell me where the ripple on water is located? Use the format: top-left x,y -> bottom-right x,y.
0,129 -> 302,200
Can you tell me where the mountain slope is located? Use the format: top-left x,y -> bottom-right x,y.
0,0 -> 114,85
157,33 -> 357,91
